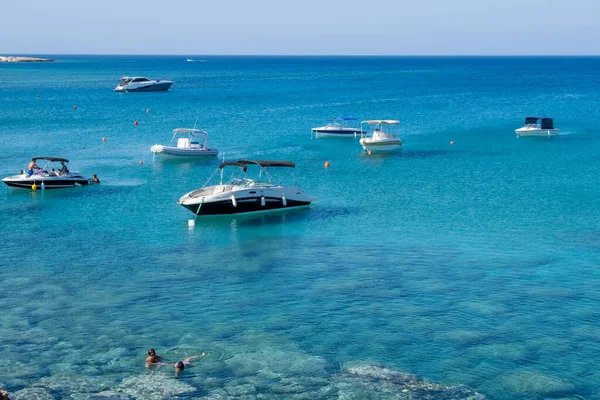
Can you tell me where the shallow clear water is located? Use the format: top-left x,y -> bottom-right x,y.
1,56 -> 600,399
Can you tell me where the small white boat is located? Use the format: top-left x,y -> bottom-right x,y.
178,160 -> 315,216
114,76 -> 173,92
515,117 -> 560,138
151,128 -> 218,160
359,120 -> 403,153
311,116 -> 365,138
2,157 -> 91,189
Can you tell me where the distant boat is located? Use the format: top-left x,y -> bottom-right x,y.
186,59 -> 206,63
114,76 -> 173,92
359,120 -> 403,153
515,117 -> 560,138
151,128 -> 218,160
311,116 -> 365,138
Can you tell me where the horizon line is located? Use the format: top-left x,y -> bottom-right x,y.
2,53 -> 600,58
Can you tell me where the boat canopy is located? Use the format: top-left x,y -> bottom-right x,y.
33,157 -> 69,163
524,116 -> 554,129
219,161 -> 247,172
362,120 -> 399,125
172,128 -> 207,136
237,160 -> 296,168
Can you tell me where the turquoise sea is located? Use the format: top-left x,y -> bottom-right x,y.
1,56 -> 600,399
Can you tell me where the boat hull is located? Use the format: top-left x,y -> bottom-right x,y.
515,128 -> 561,137
151,145 -> 218,158
312,128 -> 364,138
2,176 -> 90,189
114,82 -> 173,92
181,196 -> 311,216
359,138 -> 403,152
178,186 -> 314,216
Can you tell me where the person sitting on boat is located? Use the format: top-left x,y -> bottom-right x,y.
26,159 -> 39,176
92,174 -> 100,184
58,162 -> 69,176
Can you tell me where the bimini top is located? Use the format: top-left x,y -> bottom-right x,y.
219,161 -> 248,172
237,160 -> 295,168
218,160 -> 296,171
33,156 -> 69,163
524,117 -> 555,129
362,120 -> 399,125
172,128 -> 207,136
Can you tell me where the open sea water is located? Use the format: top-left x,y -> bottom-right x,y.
1,56 -> 599,399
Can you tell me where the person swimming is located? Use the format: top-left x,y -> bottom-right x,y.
145,348 -> 162,367
174,356 -> 201,375
92,174 -> 100,184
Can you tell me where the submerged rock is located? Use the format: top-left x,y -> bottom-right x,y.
117,374 -> 196,399
11,387 -> 54,400
328,363 -> 487,400
499,371 -> 575,396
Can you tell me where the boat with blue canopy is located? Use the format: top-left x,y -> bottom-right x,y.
311,116 -> 365,138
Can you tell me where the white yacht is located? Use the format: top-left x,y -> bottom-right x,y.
359,120 -> 403,153
515,117 -> 560,138
151,128 -> 218,160
114,76 -> 173,92
311,116 -> 365,138
2,157 -> 91,189
178,160 -> 315,216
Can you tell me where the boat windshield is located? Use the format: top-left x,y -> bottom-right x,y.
132,77 -> 150,83
119,77 -> 131,85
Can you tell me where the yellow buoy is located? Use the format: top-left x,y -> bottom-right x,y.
324,161 -> 330,168
31,183 -> 37,191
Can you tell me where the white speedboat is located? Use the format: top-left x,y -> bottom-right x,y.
2,157 -> 91,189
178,160 -> 315,216
114,76 -> 173,92
359,120 -> 403,153
311,116 -> 365,138
151,128 -> 218,160
515,117 -> 560,138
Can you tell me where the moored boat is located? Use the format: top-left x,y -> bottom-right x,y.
114,76 -> 173,92
359,120 -> 403,153
2,157 -> 91,189
178,160 -> 315,216
311,116 -> 365,138
515,117 -> 560,137
151,128 -> 218,160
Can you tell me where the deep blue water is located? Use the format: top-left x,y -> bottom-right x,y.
1,56 -> 600,399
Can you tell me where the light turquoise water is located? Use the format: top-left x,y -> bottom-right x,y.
1,56 -> 600,399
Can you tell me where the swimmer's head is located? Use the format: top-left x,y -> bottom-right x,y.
148,349 -> 156,356
175,361 -> 184,371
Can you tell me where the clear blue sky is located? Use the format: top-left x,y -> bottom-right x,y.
2,0 -> 599,55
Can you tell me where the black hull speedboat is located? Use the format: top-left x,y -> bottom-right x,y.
2,157 -> 91,190
178,160 -> 315,216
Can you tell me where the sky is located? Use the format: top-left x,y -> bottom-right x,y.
1,0 -> 599,55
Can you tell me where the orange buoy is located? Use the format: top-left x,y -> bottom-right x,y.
139,161 -> 143,165
324,161 -> 330,168
134,121 -> 139,125
73,106 -> 77,109
102,137 -> 107,142
450,141 -> 455,145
